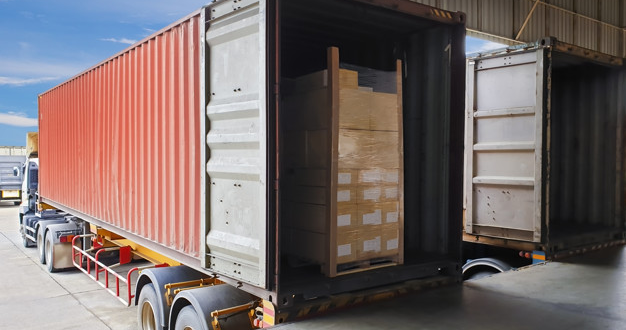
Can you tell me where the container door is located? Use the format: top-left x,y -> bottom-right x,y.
465,50 -> 545,243
202,0 -> 268,287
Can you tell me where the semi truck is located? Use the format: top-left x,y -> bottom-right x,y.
462,37 -> 626,279
0,146 -> 26,205
24,0 -> 467,329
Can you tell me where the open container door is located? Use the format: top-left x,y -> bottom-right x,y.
201,0 -> 268,288
465,49 -> 546,243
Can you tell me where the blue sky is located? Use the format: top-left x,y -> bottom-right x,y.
0,1 -> 505,147
0,0 -> 207,146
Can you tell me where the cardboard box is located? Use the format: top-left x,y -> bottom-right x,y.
356,223 -> 399,260
337,203 -> 358,232
357,202 -> 400,226
382,223 -> 400,255
339,69 -> 359,90
336,186 -> 357,203
356,228 -> 383,259
357,168 -> 399,185
337,169 -> 358,186
337,130 -> 400,169
356,185 -> 399,203
339,89 -> 398,131
368,91 -> 399,131
284,68 -> 357,94
336,230 -> 358,264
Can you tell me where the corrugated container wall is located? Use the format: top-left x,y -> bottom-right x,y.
38,12 -> 202,261
465,38 -> 626,253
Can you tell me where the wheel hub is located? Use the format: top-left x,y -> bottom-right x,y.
141,301 -> 157,330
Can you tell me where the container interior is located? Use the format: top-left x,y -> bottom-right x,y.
275,0 -> 463,297
548,51 -> 625,243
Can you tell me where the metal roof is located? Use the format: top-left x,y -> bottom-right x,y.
412,0 -> 625,57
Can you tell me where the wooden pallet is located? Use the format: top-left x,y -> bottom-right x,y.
336,256 -> 400,275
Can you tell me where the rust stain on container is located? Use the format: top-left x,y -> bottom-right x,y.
38,13 -> 202,258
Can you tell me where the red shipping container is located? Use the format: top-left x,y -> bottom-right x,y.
38,11 -> 202,262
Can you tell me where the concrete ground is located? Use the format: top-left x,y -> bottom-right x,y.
277,246 -> 626,329
0,203 -> 136,330
2,200 -> 625,329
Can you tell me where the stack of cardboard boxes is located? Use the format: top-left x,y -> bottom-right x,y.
334,69 -> 402,268
282,48 -> 403,276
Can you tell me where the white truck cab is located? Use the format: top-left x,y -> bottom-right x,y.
18,158 -> 38,217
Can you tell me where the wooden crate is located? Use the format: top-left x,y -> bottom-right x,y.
282,47 -> 404,277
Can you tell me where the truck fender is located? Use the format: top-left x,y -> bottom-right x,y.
44,221 -> 83,270
37,217 -> 73,262
169,285 -> 255,330
136,266 -> 206,329
462,258 -> 512,280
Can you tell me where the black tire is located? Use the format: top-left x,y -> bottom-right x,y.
20,214 -> 33,248
14,201 -> 20,206
45,230 -> 58,273
137,283 -> 162,330
22,232 -> 33,248
37,230 -> 46,264
174,305 -> 204,330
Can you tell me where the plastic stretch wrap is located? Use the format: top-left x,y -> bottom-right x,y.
281,55 -> 403,276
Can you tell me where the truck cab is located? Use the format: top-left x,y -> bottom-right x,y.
18,158 -> 38,217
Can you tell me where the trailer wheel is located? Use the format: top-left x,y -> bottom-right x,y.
137,283 -> 161,330
22,232 -> 33,248
45,230 -> 59,273
174,305 -> 203,330
14,201 -> 20,206
37,230 -> 46,264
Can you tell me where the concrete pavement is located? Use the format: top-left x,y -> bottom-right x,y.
276,245 -> 626,329
2,199 -> 626,329
0,203 -> 136,330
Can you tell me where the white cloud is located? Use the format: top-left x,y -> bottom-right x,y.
20,11 -> 34,19
101,37 -> 137,45
0,76 -> 59,86
18,41 -> 31,50
0,112 -> 37,127
0,58 -> 86,78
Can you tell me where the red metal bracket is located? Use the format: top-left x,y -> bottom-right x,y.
71,234 -> 168,306
119,246 -> 132,265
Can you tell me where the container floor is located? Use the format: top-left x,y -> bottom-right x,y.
276,245 -> 626,329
